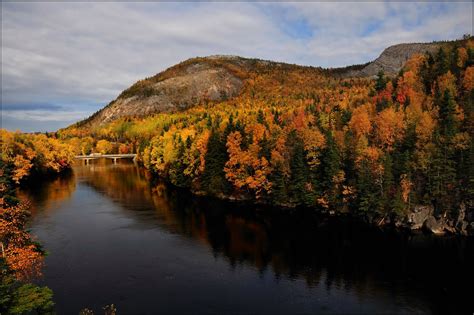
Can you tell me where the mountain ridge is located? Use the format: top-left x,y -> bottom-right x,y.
69,38 -> 463,129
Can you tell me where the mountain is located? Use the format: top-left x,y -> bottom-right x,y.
73,56 -> 315,128
71,40 -> 456,129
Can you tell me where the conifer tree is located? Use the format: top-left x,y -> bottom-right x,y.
288,132 -> 311,206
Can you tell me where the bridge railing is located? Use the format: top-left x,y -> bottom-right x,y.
75,153 -> 137,159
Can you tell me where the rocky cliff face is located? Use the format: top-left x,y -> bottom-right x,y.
79,56 -> 256,127
342,42 -> 440,77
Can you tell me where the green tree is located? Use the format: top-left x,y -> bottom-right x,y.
288,132 -> 312,206
318,131 -> 340,205
201,129 -> 231,195
375,70 -> 387,92
438,89 -> 458,139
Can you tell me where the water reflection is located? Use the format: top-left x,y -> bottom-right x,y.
24,160 -> 474,314
17,171 -> 76,216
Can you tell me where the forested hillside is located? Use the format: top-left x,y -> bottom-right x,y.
59,38 -> 474,233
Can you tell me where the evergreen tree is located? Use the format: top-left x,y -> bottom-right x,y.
382,154 -> 394,211
269,162 -> 288,206
375,70 -> 387,92
435,47 -> 449,76
319,131 -> 340,204
201,129 -> 231,195
287,132 -> 311,206
356,160 -> 379,215
257,109 -> 265,124
420,52 -> 436,94
376,98 -> 389,112
428,133 -> 457,214
438,89 -> 458,139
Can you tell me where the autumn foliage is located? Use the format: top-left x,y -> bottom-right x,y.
58,38 -> 474,221
1,130 -> 75,183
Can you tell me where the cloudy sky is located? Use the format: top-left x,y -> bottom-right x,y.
1,2 -> 472,132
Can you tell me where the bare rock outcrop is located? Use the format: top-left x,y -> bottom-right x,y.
423,216 -> 446,235
81,56 -> 249,127
342,42 -> 440,78
407,205 -> 434,230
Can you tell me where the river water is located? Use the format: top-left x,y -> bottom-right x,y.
20,160 -> 473,314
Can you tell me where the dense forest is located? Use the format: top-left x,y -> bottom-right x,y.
56,38 -> 474,232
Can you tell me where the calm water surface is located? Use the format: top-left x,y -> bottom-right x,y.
20,160 -> 473,314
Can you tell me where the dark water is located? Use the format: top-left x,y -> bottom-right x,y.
20,160 -> 473,314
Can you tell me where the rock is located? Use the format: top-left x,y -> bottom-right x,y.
407,205 -> 434,230
456,220 -> 469,235
452,203 -> 469,235
444,221 -> 456,234
457,203 -> 466,222
423,216 -> 445,235
342,42 -> 440,78
75,56 -> 248,128
393,218 -> 404,228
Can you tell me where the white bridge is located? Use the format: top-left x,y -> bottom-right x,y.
75,153 -> 137,164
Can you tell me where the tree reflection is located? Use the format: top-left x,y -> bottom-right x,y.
17,172 -> 76,216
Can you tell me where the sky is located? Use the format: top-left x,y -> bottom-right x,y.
1,2 -> 473,132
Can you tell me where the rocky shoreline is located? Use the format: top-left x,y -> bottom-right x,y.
192,186 -> 474,236
336,203 -> 474,236
402,203 -> 474,236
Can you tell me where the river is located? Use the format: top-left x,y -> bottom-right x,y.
20,160 -> 473,314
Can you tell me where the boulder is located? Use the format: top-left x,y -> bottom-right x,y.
457,203 -> 466,222
456,220 -> 469,235
423,216 -> 446,235
454,203 -> 469,235
407,205 -> 434,230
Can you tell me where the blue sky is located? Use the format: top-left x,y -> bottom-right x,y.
1,2 -> 472,132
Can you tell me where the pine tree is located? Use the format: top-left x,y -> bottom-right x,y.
288,132 -> 311,206
435,47 -> 449,76
319,131 -> 340,204
375,70 -> 387,92
356,160 -> 378,215
382,154 -> 394,212
257,109 -> 265,124
201,129 -> 231,195
269,162 -> 288,206
438,89 -> 458,139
